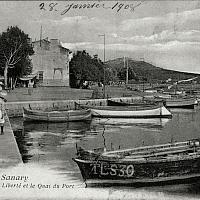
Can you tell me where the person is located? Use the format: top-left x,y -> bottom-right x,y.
0,96 -> 6,134
28,81 -> 34,95
0,84 -> 7,134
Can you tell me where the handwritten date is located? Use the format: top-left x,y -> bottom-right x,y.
39,2 -> 143,15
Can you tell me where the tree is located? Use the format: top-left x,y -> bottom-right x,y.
117,67 -> 137,81
0,26 -> 34,88
69,50 -> 104,88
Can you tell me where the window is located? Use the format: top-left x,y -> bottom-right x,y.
38,71 -> 44,83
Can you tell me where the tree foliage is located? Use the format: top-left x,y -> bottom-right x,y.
117,67 -> 137,81
0,26 -> 34,88
69,50 -> 104,88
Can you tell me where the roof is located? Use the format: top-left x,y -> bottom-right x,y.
32,38 -> 50,44
32,39 -> 71,52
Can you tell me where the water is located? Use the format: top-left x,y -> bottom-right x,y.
5,107 -> 200,199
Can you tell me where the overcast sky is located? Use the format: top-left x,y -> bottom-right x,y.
1,1 -> 200,73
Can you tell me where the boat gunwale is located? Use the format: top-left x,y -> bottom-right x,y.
81,104 -> 163,111
23,107 -> 91,114
102,140 -> 198,155
74,152 -> 200,163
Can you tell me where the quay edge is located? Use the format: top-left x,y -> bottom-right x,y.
0,112 -> 23,168
5,97 -> 144,118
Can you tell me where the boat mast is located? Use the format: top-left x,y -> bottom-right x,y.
40,25 -> 42,47
126,57 -> 129,85
99,34 -> 106,98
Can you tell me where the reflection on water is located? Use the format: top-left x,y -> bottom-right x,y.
8,109 -> 200,199
91,117 -> 171,130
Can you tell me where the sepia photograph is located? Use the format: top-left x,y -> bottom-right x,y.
0,0 -> 200,199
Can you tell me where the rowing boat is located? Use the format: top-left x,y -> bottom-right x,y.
73,139 -> 200,187
165,97 -> 198,109
79,104 -> 172,118
155,96 -> 198,109
107,99 -> 160,107
23,107 -> 92,122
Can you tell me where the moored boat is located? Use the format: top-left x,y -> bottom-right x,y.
79,104 -> 172,118
107,99 -> 161,107
165,97 -> 198,109
73,139 -> 200,187
23,107 -> 92,122
155,96 -> 197,109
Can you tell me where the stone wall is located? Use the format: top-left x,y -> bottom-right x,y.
6,97 -> 142,117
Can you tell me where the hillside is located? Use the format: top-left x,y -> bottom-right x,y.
105,58 -> 200,83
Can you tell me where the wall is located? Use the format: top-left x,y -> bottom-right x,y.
6,97 -> 142,117
31,39 -> 70,86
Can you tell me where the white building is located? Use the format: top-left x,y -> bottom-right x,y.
31,38 -> 72,86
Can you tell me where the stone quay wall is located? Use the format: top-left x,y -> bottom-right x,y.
6,96 -> 143,117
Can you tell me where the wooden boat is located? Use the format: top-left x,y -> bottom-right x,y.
107,99 -> 160,107
73,138 -> 200,187
155,96 -> 198,109
23,107 -> 92,122
79,104 -> 172,118
165,97 -> 198,109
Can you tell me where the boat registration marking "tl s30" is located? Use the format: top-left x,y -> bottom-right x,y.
90,163 -> 135,177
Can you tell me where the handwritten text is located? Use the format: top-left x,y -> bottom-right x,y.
39,1 -> 144,15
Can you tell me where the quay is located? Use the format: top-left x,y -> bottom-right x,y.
5,96 -> 143,117
1,95 -> 143,167
0,112 -> 23,168
0,83 -> 198,169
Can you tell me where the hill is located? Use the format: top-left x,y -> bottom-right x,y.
105,58 -> 200,83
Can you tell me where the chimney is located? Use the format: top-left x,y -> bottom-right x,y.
50,39 -> 60,45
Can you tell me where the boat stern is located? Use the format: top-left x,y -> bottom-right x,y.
160,106 -> 172,118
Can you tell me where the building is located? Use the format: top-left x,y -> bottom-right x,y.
31,38 -> 72,86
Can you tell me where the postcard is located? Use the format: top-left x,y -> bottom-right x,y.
0,1 -> 200,200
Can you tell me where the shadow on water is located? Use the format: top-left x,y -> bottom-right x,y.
14,120 -> 92,163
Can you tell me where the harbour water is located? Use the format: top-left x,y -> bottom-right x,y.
7,107 -> 200,199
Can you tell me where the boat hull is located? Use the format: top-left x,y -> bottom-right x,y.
85,174 -> 200,187
23,108 -> 92,122
107,99 -> 161,107
166,100 -> 196,109
73,156 -> 200,187
90,106 -> 172,118
157,97 -> 197,109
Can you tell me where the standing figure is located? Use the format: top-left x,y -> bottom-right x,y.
0,83 -> 7,134
0,97 -> 5,134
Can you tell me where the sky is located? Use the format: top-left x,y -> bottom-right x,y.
0,1 -> 200,73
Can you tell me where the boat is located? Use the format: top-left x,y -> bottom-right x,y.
79,104 -> 172,118
165,97 -> 198,109
107,99 -> 162,107
23,107 -> 92,122
155,96 -> 198,109
73,138 -> 200,187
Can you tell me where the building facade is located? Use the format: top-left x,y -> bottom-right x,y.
31,38 -> 72,86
